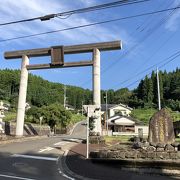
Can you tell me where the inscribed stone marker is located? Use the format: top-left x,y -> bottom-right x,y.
148,108 -> 175,144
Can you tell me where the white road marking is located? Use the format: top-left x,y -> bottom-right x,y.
38,146 -> 54,153
0,173 -> 36,180
68,138 -> 78,141
58,169 -> 75,180
11,154 -> 58,161
54,141 -> 70,146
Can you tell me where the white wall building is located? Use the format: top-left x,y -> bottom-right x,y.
109,104 -> 133,117
101,103 -> 133,118
108,115 -> 149,137
101,104 -> 148,137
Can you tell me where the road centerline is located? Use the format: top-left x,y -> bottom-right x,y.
0,173 -> 36,180
11,154 -> 58,161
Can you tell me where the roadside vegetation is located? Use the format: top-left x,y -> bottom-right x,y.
3,111 -> 16,122
25,103 -> 84,130
131,108 -> 180,125
0,68 -> 179,129
131,108 -> 157,125
104,135 -> 131,144
3,103 -> 85,132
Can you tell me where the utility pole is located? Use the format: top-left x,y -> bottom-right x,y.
64,85 -> 66,108
157,67 -> 161,110
39,116 -> 43,135
82,101 -> 83,116
86,107 -> 89,159
104,91 -> 108,135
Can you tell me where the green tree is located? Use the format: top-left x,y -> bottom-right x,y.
26,103 -> 72,129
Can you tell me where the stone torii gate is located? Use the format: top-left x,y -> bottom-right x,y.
4,41 -> 121,136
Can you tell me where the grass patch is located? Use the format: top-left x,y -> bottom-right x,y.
175,138 -> 180,142
170,111 -> 180,122
71,114 -> 85,125
131,108 -> 180,124
104,135 -> 131,143
131,108 -> 157,125
3,111 -> 16,121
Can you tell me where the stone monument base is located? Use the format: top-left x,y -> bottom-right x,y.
90,142 -> 180,175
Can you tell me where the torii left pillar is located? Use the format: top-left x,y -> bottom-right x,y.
16,55 -> 29,136
93,48 -> 101,134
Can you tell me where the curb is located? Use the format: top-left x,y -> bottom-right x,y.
0,135 -> 48,145
59,149 -> 98,180
58,143 -> 180,180
91,158 -> 180,177
60,149 -> 180,180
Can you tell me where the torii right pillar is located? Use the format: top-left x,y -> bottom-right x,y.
93,48 -> 101,134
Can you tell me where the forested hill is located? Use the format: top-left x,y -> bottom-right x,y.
133,68 -> 180,111
0,69 -> 92,109
0,68 -> 179,111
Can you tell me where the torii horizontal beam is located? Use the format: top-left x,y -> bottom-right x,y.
27,60 -> 93,70
4,40 -> 121,59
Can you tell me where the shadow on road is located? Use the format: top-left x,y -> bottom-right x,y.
66,143 -> 179,180
0,151 -> 64,180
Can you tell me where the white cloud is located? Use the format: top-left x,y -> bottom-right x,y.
165,0 -> 180,31
51,69 -> 78,74
0,0 -> 133,49
77,0 -> 97,6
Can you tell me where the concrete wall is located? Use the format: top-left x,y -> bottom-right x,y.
135,125 -> 149,136
3,122 -> 51,136
112,132 -> 148,137
111,125 -> 149,137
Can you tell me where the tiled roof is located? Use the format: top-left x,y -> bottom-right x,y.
101,103 -> 133,111
108,115 -> 144,125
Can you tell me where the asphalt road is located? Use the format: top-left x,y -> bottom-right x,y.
0,120 -> 87,180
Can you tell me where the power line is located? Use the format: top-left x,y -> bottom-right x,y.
125,51 -> 180,88
110,2 -> 180,89
136,0 -> 172,33
73,4 -> 180,88
78,47 -> 180,89
0,0 -> 150,26
111,32 -> 178,89
112,3 -> 180,87
1,6 -> 180,43
101,3 -> 180,75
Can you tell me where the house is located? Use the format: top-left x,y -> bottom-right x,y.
65,104 -> 75,111
107,115 -> 149,136
101,103 -> 133,128
101,104 -> 148,137
101,103 -> 133,117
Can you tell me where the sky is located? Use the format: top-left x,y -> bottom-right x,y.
0,0 -> 180,90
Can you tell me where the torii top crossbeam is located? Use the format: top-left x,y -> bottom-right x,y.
4,41 -> 121,70
4,41 -> 121,58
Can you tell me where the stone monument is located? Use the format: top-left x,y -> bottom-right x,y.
148,108 -> 175,144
